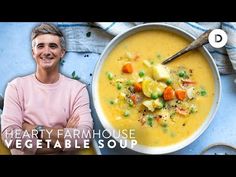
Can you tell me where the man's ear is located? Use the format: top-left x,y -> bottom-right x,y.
61,49 -> 66,58
32,48 -> 36,61
32,48 -> 34,56
31,40 -> 35,56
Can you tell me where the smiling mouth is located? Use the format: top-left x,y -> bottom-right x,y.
41,58 -> 53,63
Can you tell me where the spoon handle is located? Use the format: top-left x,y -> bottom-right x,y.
162,29 -> 212,65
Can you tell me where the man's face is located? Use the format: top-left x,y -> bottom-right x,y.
32,34 -> 65,71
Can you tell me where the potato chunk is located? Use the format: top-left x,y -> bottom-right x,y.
152,64 -> 170,81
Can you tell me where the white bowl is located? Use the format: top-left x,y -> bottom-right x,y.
92,23 -> 221,154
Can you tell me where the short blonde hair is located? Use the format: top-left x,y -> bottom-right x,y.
31,23 -> 66,50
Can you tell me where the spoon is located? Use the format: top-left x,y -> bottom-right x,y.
161,29 -> 212,65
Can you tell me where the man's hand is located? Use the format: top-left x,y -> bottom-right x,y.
21,116 -> 80,154
22,122 -> 36,132
22,122 -> 62,154
66,116 -> 80,128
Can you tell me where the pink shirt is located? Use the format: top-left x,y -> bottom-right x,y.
1,74 -> 93,154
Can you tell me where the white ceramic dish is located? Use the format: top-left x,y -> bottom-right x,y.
92,23 -> 221,154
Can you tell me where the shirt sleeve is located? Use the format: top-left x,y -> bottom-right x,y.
63,84 -> 93,152
1,81 -> 38,154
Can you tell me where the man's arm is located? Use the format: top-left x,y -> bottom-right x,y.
1,82 -> 38,154
21,122 -> 62,154
22,85 -> 93,153
62,85 -> 93,152
22,117 -> 80,154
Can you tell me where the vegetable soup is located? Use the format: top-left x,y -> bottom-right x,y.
98,29 -> 215,147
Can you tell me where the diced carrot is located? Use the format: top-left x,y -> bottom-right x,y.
130,94 -> 137,104
155,117 -> 161,123
163,86 -> 175,101
122,63 -> 133,73
134,82 -> 142,92
175,90 -> 186,101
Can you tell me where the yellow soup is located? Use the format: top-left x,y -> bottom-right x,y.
98,29 -> 215,147
0,139 -> 10,155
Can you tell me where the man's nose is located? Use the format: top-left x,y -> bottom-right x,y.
43,46 -> 52,55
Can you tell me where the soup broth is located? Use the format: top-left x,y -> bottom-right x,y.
98,29 -> 215,147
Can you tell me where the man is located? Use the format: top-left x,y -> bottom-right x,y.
1,23 -> 93,154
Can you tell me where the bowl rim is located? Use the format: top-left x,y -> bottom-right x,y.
92,22 -> 221,154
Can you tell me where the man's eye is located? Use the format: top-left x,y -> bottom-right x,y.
37,45 -> 44,48
50,45 -> 58,49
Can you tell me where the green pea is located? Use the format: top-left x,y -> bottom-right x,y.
200,88 -> 207,96
178,70 -> 185,77
151,92 -> 159,99
126,80 -> 132,86
139,70 -> 145,77
107,72 -> 113,80
116,83 -> 122,90
124,110 -> 130,117
166,79 -> 172,85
